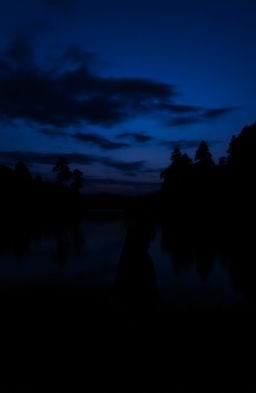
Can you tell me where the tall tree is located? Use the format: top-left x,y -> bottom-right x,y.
14,161 -> 32,183
171,146 -> 183,166
227,123 -> 256,170
53,157 -> 72,184
161,146 -> 192,192
195,141 -> 212,163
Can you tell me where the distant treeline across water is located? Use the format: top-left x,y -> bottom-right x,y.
0,121 -> 256,236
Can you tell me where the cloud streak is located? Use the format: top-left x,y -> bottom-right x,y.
116,132 -> 152,143
0,150 -> 146,175
40,129 -> 130,150
72,133 -> 129,150
168,107 -> 237,126
40,128 -> 220,152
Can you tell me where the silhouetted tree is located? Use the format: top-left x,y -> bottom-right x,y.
193,141 -> 216,215
227,122 -> 256,171
161,146 -> 192,193
171,146 -> 183,166
53,157 -> 72,184
195,141 -> 213,164
14,161 -> 32,183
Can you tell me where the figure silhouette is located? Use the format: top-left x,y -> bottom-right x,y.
112,219 -> 158,313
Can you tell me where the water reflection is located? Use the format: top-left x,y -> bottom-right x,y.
160,221 -> 216,282
52,224 -> 85,268
0,216 -> 255,309
112,219 -> 158,312
225,239 -> 256,306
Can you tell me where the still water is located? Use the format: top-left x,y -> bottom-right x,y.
0,215 -> 248,309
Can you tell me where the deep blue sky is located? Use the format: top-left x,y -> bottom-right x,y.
0,0 -> 255,193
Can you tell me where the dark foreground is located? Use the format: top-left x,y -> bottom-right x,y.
1,286 -> 256,393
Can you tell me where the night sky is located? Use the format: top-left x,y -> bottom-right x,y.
0,0 -> 255,193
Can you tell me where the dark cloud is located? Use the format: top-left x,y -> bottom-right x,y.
0,151 -> 94,165
98,157 -> 145,174
54,44 -> 98,72
0,29 -> 38,71
159,104 -> 201,114
116,132 -> 152,143
160,139 -> 220,149
40,129 -> 130,149
0,151 -> 146,174
203,107 -> 237,119
142,167 -> 164,174
0,35 -> 237,130
71,133 -> 130,150
40,126 -> 220,153
169,116 -> 202,126
169,107 -> 237,126
0,36 -> 177,128
4,34 -> 228,131
40,129 -> 67,137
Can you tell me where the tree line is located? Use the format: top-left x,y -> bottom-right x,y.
159,122 -> 256,266
1,120 -> 256,228
0,157 -> 85,229
160,121 -> 256,203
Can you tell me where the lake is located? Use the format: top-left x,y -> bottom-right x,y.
0,214 -> 249,310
